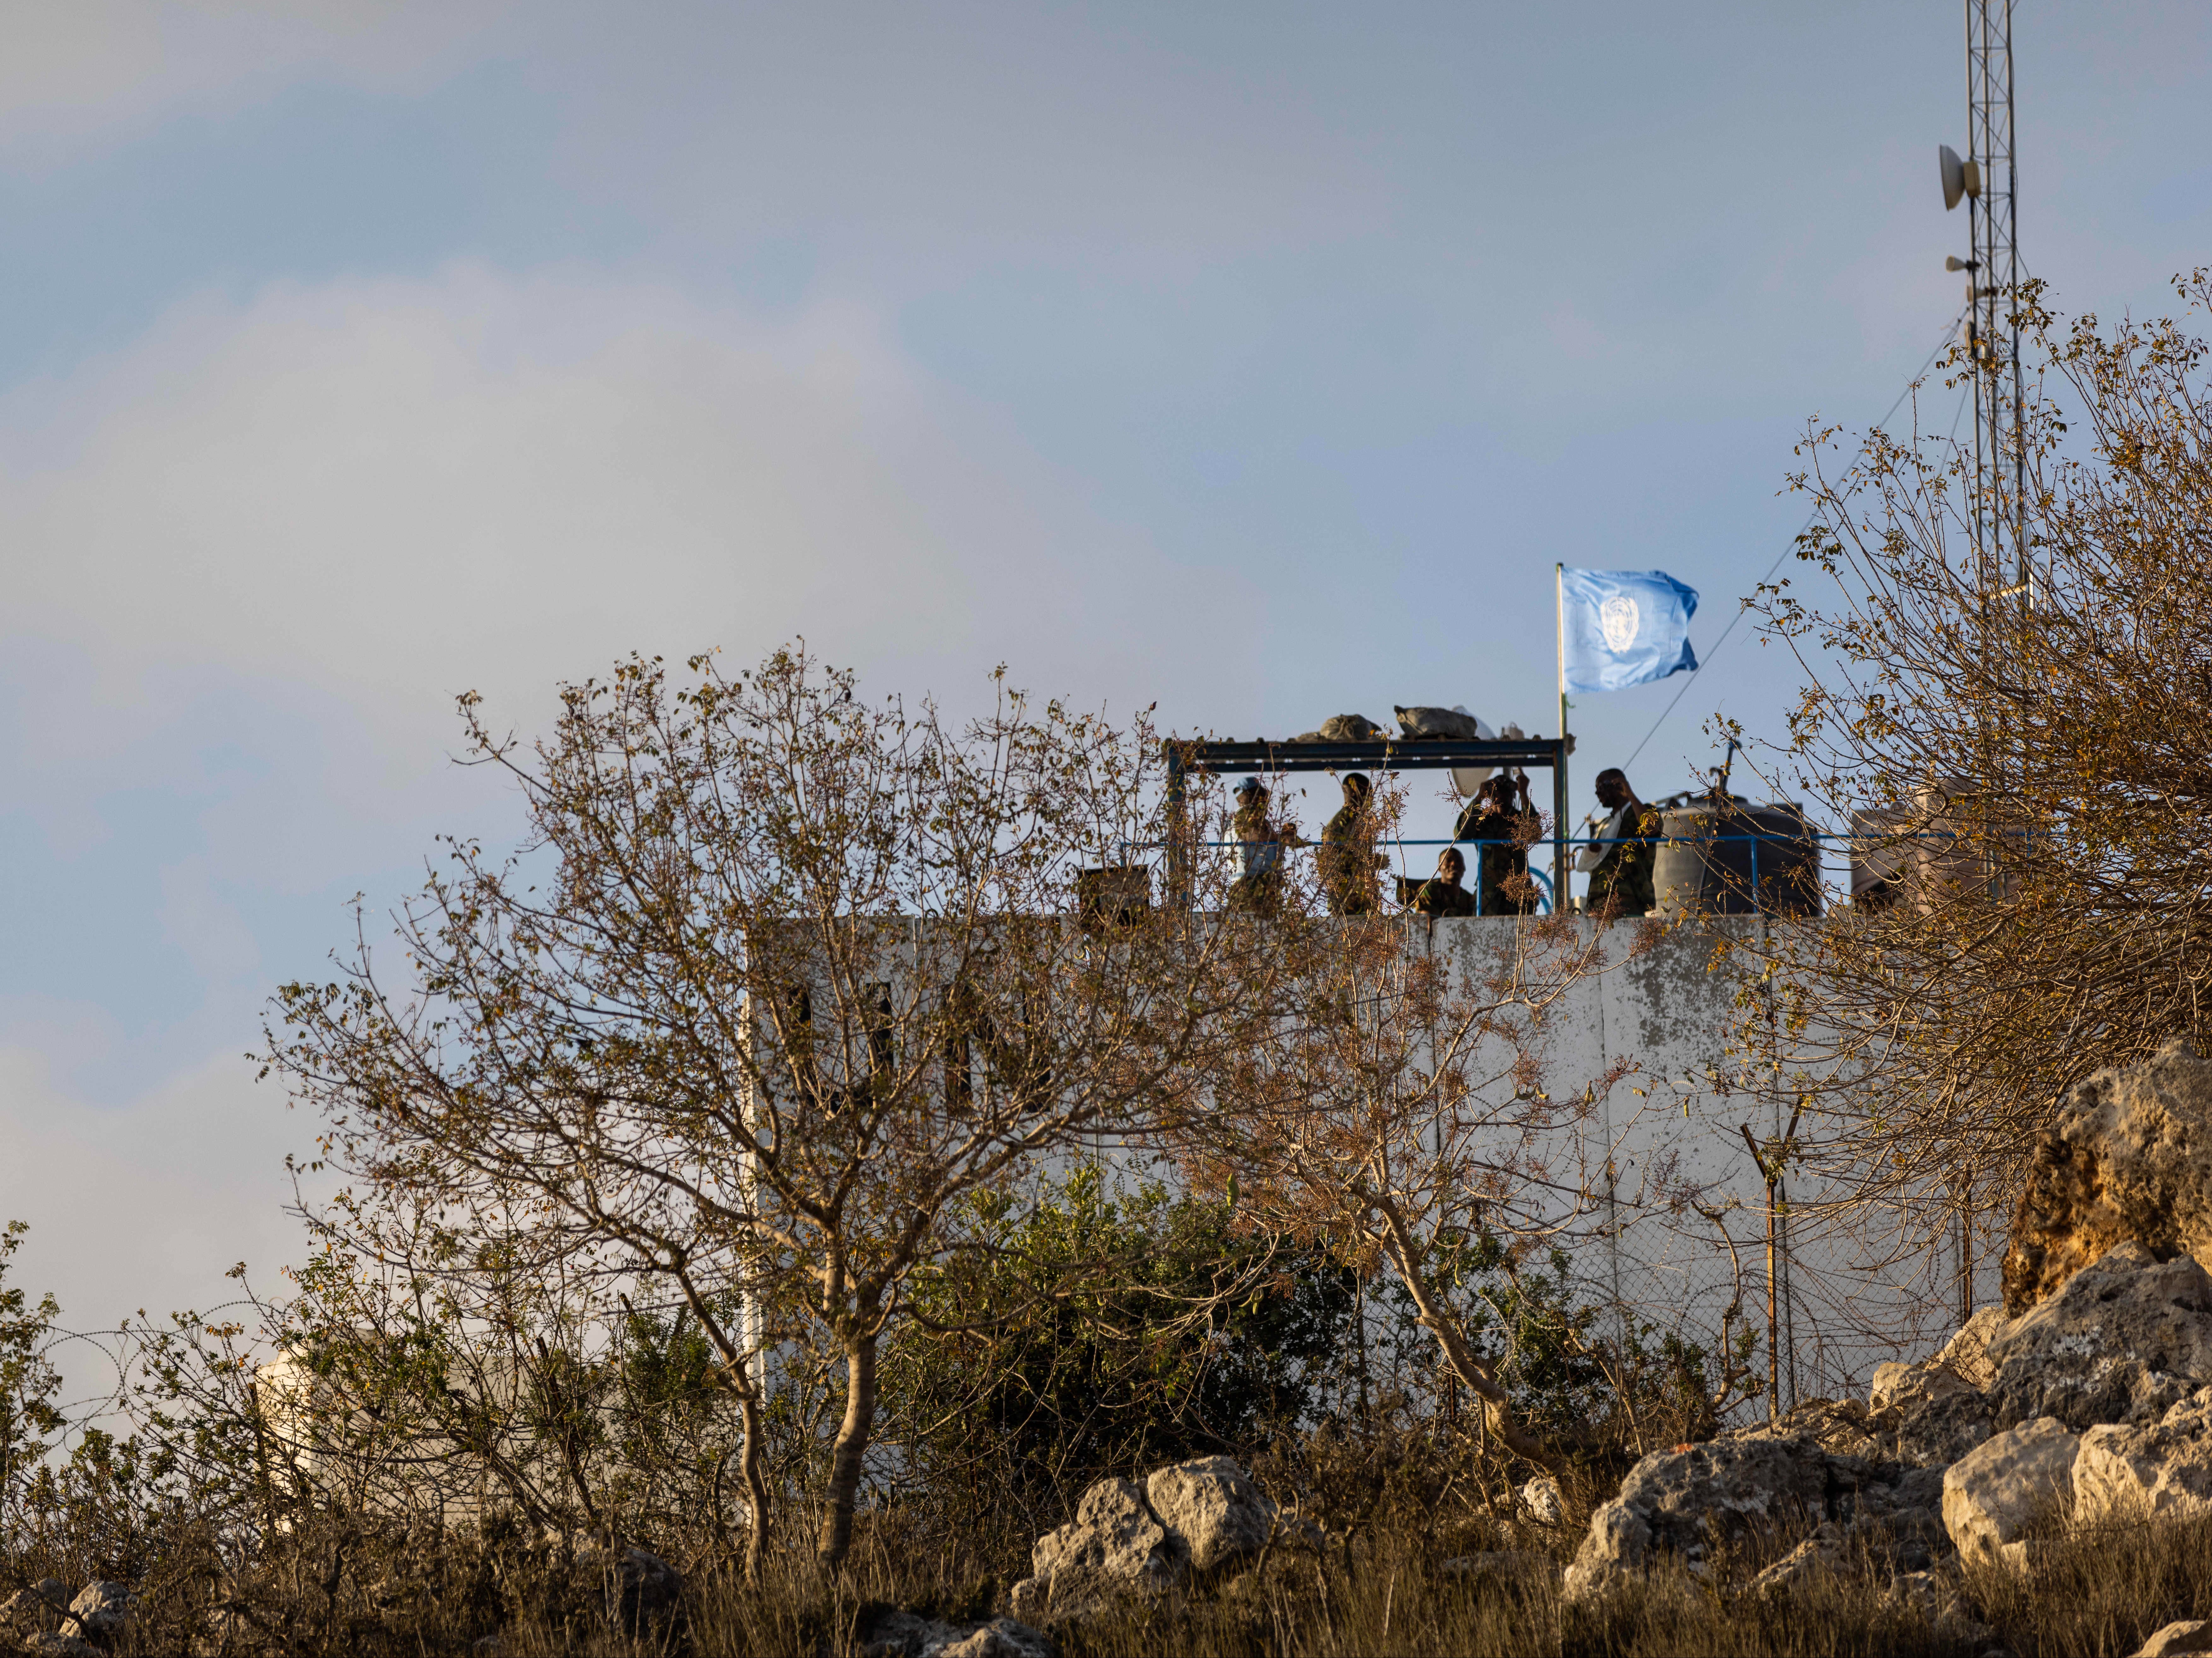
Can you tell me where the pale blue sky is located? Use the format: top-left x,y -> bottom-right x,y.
3,0 -> 2208,1338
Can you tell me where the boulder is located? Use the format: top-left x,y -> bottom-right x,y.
1144,1457 -> 1278,1574
862,1610 -> 1052,1658
21,1634 -> 98,1658
1942,1416 -> 2078,1568
1013,1477 -> 1185,1616
2004,1040 -> 2212,1314
2075,1385 -> 2212,1523
1561,1433 -> 1834,1603
2133,1620 -> 2212,1658
1983,1243 -> 2212,1431
1872,1307 -> 2002,1412
1561,1400 -> 1960,1605
60,1581 -> 131,1644
1519,1475 -> 1565,1526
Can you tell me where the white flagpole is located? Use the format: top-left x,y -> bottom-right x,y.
1556,563 -> 1570,913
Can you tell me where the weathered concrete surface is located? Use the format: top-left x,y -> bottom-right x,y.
2005,1040 -> 2212,1314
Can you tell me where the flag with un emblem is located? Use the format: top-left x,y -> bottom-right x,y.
1560,568 -> 1700,693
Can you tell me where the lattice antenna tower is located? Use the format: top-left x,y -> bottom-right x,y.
1942,0 -> 2026,601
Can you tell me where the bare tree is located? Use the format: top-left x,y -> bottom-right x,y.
261,646 -> 1289,1570
1732,272 -> 2212,1290
1183,861 -> 1652,1471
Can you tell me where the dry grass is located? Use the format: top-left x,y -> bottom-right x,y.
9,1504 -> 2212,1655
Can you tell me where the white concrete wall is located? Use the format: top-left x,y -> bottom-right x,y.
1416,915 -> 1997,1407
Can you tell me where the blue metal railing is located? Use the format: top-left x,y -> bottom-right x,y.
1125,826 -> 1986,918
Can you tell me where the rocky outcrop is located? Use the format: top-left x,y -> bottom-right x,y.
1559,1043 -> 2212,1606
1010,1457 -> 1310,1620
1560,1412 -> 1946,1605
1017,1477 -> 1185,1614
1941,1416 -> 2078,1567
1982,1243 -> 2212,1431
2075,1386 -> 2212,1522
59,1584 -> 131,1644
861,1610 -> 1052,1658
2004,1040 -> 2212,1314
1144,1458 -> 1278,1575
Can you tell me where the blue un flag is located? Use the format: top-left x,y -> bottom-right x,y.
1561,568 -> 1699,694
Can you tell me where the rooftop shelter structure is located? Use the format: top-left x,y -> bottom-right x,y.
1162,734 -> 1571,907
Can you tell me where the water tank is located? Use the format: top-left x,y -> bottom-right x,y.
1653,800 -> 1824,917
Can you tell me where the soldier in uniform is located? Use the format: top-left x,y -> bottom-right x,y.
1410,847 -> 1479,916
1584,768 -> 1662,917
1227,778 -> 1295,912
1318,773 -> 1385,916
1454,771 -> 1542,915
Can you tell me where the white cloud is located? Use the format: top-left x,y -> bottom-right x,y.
3,264 -> 1249,762
0,1 -> 516,157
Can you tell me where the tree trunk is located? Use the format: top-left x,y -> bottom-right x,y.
816,1334 -> 878,1568
1373,1208 -> 1567,1475
740,1386 -> 770,1584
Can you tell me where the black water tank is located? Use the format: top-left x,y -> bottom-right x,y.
1653,800 -> 1824,917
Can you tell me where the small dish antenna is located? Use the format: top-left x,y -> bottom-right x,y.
1939,144 -> 1981,211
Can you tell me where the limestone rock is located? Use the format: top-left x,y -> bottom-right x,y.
2075,1385 -> 2212,1522
1858,1310 -> 2006,1467
929,1622 -> 1052,1658
21,1633 -> 98,1658
1519,1475 -> 1565,1526
1938,1306 -> 2007,1390
1562,1434 -> 1832,1603
1983,1244 -> 2212,1431
1942,1416 -> 2078,1568
1744,1524 -> 1842,1599
62,1582 -> 132,1641
1144,1457 -> 1277,1574
1020,1476 -> 1185,1614
2133,1620 -> 2212,1658
1731,1396 -> 1883,1457
863,1610 -> 1051,1658
0,1582 -> 66,1632
2004,1040 -> 2212,1313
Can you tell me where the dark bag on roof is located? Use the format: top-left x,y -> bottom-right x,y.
1394,706 -> 1485,740
1291,713 -> 1388,743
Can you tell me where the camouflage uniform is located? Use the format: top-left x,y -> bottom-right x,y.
1454,800 -> 1543,916
1411,876 -> 1478,917
1587,803 -> 1662,916
1318,803 -> 1382,916
1228,800 -> 1284,912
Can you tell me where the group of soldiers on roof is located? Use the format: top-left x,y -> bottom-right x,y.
1228,765 -> 1660,920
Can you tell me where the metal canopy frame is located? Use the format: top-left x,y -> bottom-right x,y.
1162,736 -> 1570,909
